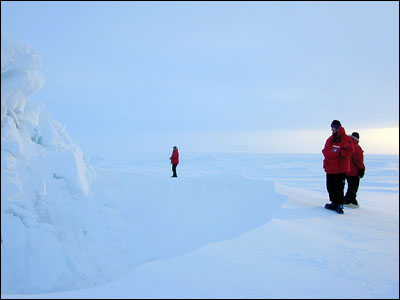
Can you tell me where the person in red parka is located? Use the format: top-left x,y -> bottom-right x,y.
344,132 -> 365,208
169,146 -> 179,177
322,120 -> 354,214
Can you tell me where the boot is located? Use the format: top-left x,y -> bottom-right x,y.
324,203 -> 335,210
335,204 -> 344,214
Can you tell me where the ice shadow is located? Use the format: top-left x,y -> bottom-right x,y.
88,171 -> 286,276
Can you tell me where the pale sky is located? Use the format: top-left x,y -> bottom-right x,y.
1,1 -> 399,154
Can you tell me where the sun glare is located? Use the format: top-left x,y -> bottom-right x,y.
360,127 -> 399,155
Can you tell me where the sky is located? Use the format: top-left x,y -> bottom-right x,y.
1,1 -> 399,155
1,22 -> 399,298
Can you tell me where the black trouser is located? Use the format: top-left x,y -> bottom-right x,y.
326,173 -> 346,205
172,164 -> 178,177
344,176 -> 360,205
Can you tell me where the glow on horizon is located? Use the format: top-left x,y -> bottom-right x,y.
261,127 -> 399,155
197,127 -> 400,155
275,127 -> 400,155
360,127 -> 399,155
115,127 -> 398,155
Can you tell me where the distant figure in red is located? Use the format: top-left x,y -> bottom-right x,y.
322,120 -> 354,214
344,132 -> 365,208
170,146 -> 179,177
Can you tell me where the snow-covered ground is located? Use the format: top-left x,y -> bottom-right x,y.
3,153 -> 399,299
1,33 -> 399,299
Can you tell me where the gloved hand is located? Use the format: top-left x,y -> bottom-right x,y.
358,168 -> 365,178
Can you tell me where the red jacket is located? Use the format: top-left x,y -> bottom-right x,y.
170,149 -> 179,164
347,141 -> 365,176
322,126 -> 354,174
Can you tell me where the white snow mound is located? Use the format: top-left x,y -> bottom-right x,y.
1,32 -> 95,294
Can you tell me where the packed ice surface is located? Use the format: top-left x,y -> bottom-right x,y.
1,33 -> 398,298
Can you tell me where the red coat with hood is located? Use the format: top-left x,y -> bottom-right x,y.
322,126 -> 355,174
347,140 -> 365,176
170,149 -> 179,164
